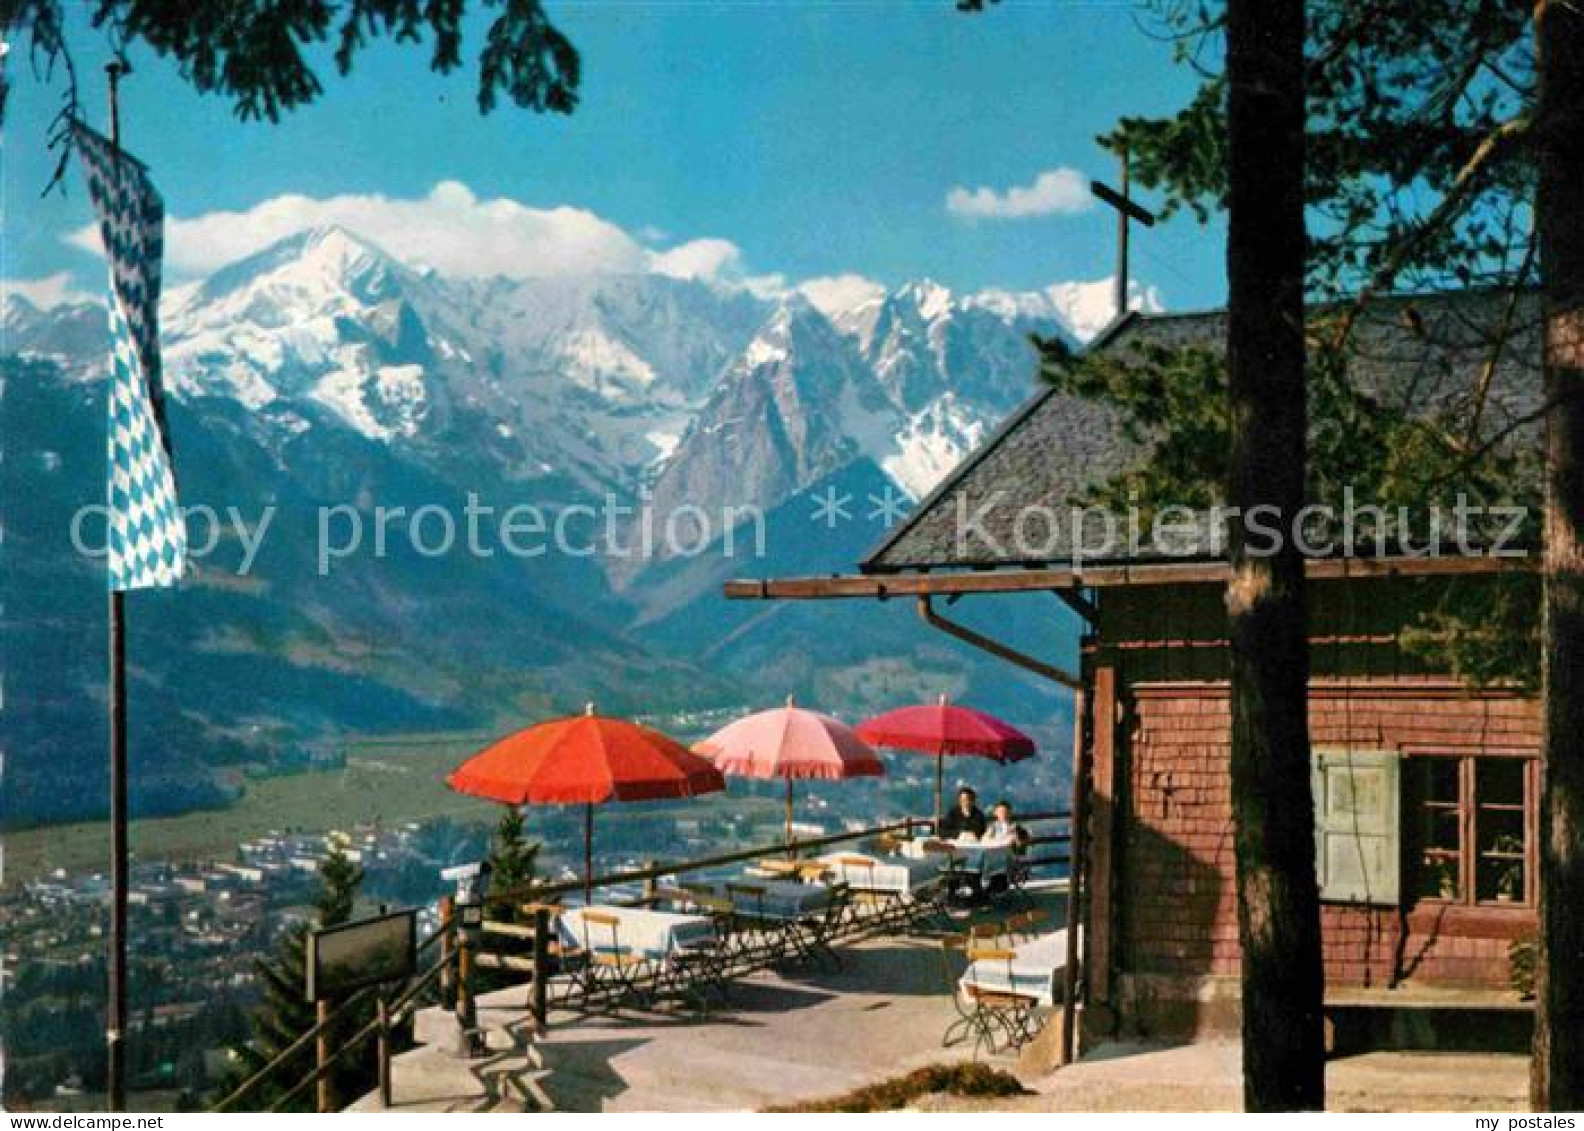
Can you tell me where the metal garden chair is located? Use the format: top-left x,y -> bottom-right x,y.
577,910 -> 653,1010
831,855 -> 908,933
938,934 -> 1038,1059
724,882 -> 787,967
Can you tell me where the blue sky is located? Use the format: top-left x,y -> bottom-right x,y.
4,1 -> 1226,311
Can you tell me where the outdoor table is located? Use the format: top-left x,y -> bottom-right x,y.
901,837 -> 1014,880
814,852 -> 946,933
695,876 -> 835,921
750,858 -> 831,883
815,852 -> 941,895
959,928 -> 1071,1007
559,904 -> 717,961
955,842 -> 1014,885
692,876 -> 842,968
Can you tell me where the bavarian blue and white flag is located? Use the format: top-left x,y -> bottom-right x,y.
73,120 -> 186,590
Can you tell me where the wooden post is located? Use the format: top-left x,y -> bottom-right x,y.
1060,690 -> 1091,1066
315,999 -> 332,1114
456,922 -> 478,1056
376,995 -> 392,1109
531,906 -> 550,1027
1087,666 -> 1118,1009
1088,145 -> 1155,326
642,860 -> 659,904
438,896 -> 456,1010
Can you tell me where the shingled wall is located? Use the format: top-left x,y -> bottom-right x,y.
1108,681 -> 1540,1036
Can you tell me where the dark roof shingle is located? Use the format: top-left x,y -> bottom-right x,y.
863,291 -> 1541,573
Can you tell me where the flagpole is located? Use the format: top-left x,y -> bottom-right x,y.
104,59 -> 129,1116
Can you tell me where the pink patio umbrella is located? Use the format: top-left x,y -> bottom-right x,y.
695,696 -> 884,848
856,694 -> 1036,827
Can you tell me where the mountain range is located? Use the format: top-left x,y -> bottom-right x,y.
1,226 -> 1105,825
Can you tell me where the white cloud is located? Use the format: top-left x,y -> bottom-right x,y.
2,272 -> 95,310
649,238 -> 743,282
68,180 -> 651,280
796,274 -> 886,320
66,180 -> 810,297
49,179 -> 1157,339
945,167 -> 1093,221
648,236 -> 784,296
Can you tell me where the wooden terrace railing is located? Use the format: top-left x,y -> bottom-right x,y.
209,810 -> 1072,1112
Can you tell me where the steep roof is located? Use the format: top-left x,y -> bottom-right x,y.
862,290 -> 1542,573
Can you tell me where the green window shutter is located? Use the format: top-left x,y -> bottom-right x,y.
1311,748 -> 1400,905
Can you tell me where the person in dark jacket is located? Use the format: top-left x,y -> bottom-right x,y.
938,786 -> 987,840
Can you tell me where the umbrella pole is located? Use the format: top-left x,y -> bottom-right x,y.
934,755 -> 944,832
785,780 -> 796,857
584,803 -> 594,906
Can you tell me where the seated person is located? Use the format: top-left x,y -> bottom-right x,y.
984,800 -> 1030,853
938,786 -> 987,841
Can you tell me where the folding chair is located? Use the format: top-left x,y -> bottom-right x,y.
813,881 -> 852,958
938,935 -> 1036,1059
675,884 -> 748,974
832,855 -> 906,933
963,943 -> 1040,1053
969,920 -> 1010,947
939,934 -> 1006,1058
1002,850 -> 1035,911
916,841 -> 966,927
652,918 -> 732,1014
520,901 -> 583,1010
873,831 -> 906,855
937,846 -> 988,910
776,883 -> 845,970
725,882 -> 786,967
578,910 -> 652,1009
1003,908 -> 1046,942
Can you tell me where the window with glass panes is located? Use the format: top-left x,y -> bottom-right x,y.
1407,752 -> 1536,907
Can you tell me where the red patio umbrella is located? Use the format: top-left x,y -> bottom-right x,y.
855,695 -> 1036,827
695,696 -> 883,849
447,704 -> 725,902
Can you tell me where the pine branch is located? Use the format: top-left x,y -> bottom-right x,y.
1329,114 -> 1533,352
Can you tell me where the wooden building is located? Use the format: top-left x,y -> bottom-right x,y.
727,292 -> 1540,1043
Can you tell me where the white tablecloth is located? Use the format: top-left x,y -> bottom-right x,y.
951,842 -> 1013,880
816,852 -> 942,895
959,929 -> 1075,1007
695,878 -> 834,922
560,905 -> 717,960
900,837 -> 1014,879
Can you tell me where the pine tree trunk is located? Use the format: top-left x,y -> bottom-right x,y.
1225,0 -> 1326,1111
1533,0 -> 1584,1111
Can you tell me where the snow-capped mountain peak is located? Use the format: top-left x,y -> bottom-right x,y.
158,225 -> 440,433
8,225 -> 1125,517
966,276 -> 1165,344
899,278 -> 956,323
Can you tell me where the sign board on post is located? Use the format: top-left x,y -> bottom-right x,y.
305,908 -> 417,1002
